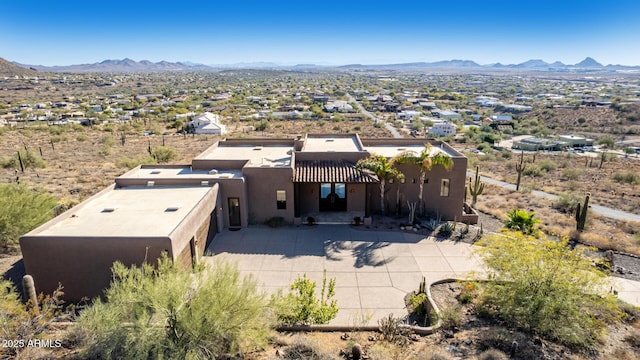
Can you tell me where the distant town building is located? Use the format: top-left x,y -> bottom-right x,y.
188,112 -> 226,135
429,121 -> 457,137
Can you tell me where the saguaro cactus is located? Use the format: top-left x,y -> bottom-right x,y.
575,192 -> 591,231
22,275 -> 39,314
515,150 -> 526,191
467,166 -> 484,207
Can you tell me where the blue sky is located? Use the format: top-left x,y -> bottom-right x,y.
1,1 -> 639,66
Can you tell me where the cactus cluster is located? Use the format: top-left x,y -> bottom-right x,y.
576,192 -> 591,231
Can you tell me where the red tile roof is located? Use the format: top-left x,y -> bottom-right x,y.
293,160 -> 378,183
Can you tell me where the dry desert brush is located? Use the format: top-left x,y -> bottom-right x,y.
77,255 -> 273,359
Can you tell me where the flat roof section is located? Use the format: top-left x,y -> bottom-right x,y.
121,166 -> 243,180
364,144 -> 454,158
302,135 -> 363,152
36,186 -> 215,238
197,145 -> 292,167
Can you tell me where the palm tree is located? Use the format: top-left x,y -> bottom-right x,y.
355,154 -> 404,216
395,144 -> 454,215
504,208 -> 540,235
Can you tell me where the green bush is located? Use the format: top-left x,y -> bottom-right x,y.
504,209 -> 540,235
1,280 -> 68,359
409,292 -> 427,316
0,184 -> 58,251
76,134 -> 89,142
562,167 -> 584,180
78,256 -> 272,359
100,134 -> 115,147
115,155 -> 157,169
272,271 -> 338,325
538,158 -> 557,172
151,146 -> 178,163
1,150 -> 46,170
522,164 -> 544,177
476,232 -> 621,348
554,192 -> 581,214
612,171 -> 640,185
437,221 -> 456,237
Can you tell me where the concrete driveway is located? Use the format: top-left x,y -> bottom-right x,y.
204,225 -> 486,326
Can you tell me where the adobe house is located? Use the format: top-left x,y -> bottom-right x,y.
20,133 -> 475,301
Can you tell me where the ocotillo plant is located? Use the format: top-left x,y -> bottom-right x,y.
515,150 -> 526,191
575,192 -> 591,231
467,165 -> 484,207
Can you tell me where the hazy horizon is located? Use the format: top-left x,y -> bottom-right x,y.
2,1 -> 639,67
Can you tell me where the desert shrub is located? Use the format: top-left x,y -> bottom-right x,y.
0,280 -> 69,359
538,158 -> 557,172
151,145 -> 178,163
378,314 -> 412,346
416,349 -> 452,360
457,281 -> 478,304
76,134 -> 89,142
98,144 -> 111,156
554,192 -> 581,214
562,167 -> 584,180
409,292 -> 427,316
50,134 -> 69,143
477,348 -> 509,360
115,155 -> 157,169
99,134 -> 115,146
503,209 -> 540,235
280,336 -> 340,360
522,164 -> 544,177
0,184 -> 58,252
273,271 -> 338,325
476,232 -> 621,348
612,171 -> 640,185
78,255 -> 272,359
1,150 -> 46,169
440,304 -> 463,330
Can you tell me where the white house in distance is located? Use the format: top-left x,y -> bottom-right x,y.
188,112 -> 226,135
429,121 -> 457,137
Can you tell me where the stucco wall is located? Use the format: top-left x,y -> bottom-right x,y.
367,157 -> 467,220
20,236 -> 172,301
346,183 -> 366,213
242,167 -> 295,224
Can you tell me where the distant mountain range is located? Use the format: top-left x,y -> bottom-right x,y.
6,56 -> 640,74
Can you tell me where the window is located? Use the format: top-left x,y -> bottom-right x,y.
440,179 -> 450,197
276,190 -> 286,209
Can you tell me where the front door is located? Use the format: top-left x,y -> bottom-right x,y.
319,183 -> 347,212
228,197 -> 241,227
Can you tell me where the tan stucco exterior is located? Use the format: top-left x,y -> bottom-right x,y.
19,134 -> 472,301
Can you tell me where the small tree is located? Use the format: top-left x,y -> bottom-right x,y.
0,184 -> 58,252
151,145 -> 178,163
78,256 -> 273,359
476,232 -> 620,348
